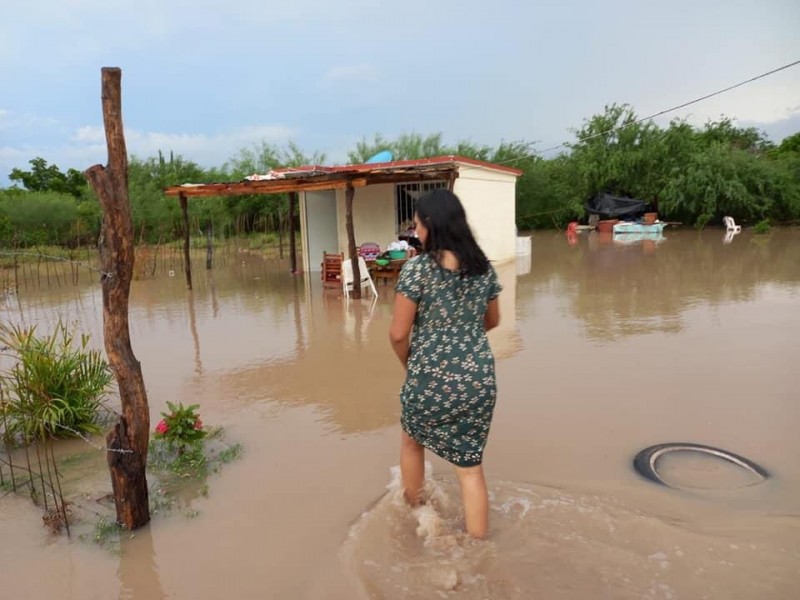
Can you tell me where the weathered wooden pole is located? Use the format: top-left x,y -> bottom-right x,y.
288,192 -> 298,274
205,222 -> 213,270
344,181 -> 361,299
179,193 -> 192,289
84,67 -> 151,530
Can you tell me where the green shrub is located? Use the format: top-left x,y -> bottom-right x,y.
753,219 -> 771,234
0,322 -> 112,442
154,402 -> 206,456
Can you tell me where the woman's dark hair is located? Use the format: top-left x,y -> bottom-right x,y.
415,189 -> 489,276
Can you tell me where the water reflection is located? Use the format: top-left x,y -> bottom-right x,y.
522,228 -> 800,341
118,527 -> 165,600
198,259 -> 521,433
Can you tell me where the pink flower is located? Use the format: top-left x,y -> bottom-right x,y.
155,419 -> 169,435
194,419 -> 203,431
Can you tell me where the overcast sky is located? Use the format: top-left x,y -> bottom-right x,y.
1,0 -> 799,184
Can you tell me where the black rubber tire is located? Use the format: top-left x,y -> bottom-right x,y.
633,442 -> 769,488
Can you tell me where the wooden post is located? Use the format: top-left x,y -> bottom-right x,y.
278,203 -> 284,259
345,181 -> 361,299
447,171 -> 456,192
179,193 -> 192,289
206,222 -> 213,270
84,67 -> 151,530
288,192 -> 298,274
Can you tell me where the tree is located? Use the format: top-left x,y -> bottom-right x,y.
223,141 -> 326,235
347,132 -> 493,163
568,103 -> 663,203
9,157 -> 88,198
127,152 -> 207,242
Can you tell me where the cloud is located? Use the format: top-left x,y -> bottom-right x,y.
320,63 -> 380,86
73,123 -> 298,164
741,110 -> 800,143
0,109 -> 60,132
0,146 -> 27,161
0,122 -> 298,184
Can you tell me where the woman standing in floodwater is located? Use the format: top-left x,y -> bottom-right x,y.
389,189 -> 502,538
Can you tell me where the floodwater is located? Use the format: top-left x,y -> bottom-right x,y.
1,228 -> 799,599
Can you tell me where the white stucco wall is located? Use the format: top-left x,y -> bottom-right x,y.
298,165 -> 518,267
334,183 -> 397,254
453,165 -> 517,263
300,190 -> 338,272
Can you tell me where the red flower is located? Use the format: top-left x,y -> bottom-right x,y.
194,419 -> 203,431
155,419 -> 169,435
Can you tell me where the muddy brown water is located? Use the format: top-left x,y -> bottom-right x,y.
1,229 -> 799,599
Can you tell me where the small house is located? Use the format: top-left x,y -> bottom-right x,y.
295,156 -> 522,273
164,155 -> 522,288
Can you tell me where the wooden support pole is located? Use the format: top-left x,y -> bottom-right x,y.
206,222 -> 213,270
344,182 -> 361,299
288,192 -> 298,274
179,193 -> 192,290
84,67 -> 150,530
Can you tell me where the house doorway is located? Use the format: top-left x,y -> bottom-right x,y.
303,190 -> 338,272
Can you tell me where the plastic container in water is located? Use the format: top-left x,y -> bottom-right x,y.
597,219 -> 619,233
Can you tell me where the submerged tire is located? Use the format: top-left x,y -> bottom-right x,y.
633,443 -> 769,488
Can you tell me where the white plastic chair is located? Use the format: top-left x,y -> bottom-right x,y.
342,256 -> 377,299
723,216 -> 742,233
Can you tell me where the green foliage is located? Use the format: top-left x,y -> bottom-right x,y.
2,118 -> 798,242
753,219 -> 771,234
563,105 -> 800,228
0,190 -> 81,246
347,132 -> 495,163
217,443 -> 243,464
770,132 -> 800,158
0,322 -> 112,442
9,157 -> 88,199
148,419 -> 242,521
154,402 -> 206,455
91,517 -> 122,553
128,151 -> 208,243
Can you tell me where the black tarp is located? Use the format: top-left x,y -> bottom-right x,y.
585,192 -> 648,218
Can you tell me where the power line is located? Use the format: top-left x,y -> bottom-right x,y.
497,58 -> 800,165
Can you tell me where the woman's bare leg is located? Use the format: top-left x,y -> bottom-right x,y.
454,464 -> 489,538
400,430 -> 425,505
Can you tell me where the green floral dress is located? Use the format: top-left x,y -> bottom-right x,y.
395,253 -> 502,467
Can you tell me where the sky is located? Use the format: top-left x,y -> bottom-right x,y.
1,0 -> 799,185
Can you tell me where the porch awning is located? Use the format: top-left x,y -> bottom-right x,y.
163,155 -> 521,198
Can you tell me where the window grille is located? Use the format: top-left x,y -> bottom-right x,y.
394,181 -> 447,232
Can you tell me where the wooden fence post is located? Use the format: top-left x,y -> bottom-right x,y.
84,67 -> 151,530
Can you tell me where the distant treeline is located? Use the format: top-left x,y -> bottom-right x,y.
1,104 -> 798,248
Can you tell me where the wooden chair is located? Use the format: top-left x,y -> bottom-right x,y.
321,252 -> 343,288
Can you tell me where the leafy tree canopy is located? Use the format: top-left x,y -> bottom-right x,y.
9,157 -> 88,198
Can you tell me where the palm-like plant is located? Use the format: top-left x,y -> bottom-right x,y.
0,322 -> 112,442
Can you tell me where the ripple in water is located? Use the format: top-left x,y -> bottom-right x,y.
341,466 -> 800,599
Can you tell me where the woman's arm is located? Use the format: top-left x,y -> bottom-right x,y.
389,293 -> 417,366
484,298 -> 500,332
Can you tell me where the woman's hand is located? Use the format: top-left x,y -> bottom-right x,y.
389,293 -> 417,366
484,298 -> 500,331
